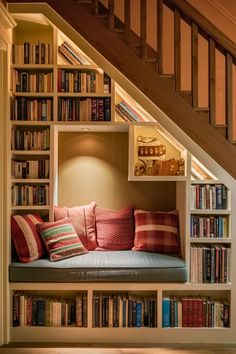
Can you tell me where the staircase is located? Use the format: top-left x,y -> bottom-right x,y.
6,0 -> 236,179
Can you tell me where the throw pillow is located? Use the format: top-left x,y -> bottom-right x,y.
133,210 -> 180,254
95,205 -> 134,250
37,219 -> 88,261
11,214 -> 45,263
54,202 -> 97,250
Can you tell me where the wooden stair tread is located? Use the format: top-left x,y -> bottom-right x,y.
114,27 -> 125,33
145,58 -> 158,63
195,107 -> 210,112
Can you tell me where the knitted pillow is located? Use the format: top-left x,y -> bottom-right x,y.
133,210 -> 180,254
54,202 -> 97,250
11,214 -> 45,263
95,206 -> 134,250
37,219 -> 88,261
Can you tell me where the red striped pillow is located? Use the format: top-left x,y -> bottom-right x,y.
37,219 -> 88,261
11,214 -> 45,263
95,206 -> 134,250
133,210 -> 180,254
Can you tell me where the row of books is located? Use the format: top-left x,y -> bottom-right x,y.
190,245 -> 231,283
13,70 -> 53,93
58,97 -> 111,122
11,184 -> 49,206
190,215 -> 228,238
11,97 -> 53,121
11,129 -> 50,151
12,292 -> 87,327
191,184 -> 228,210
115,100 -> 149,123
58,41 -> 90,66
93,293 -> 157,328
12,42 -> 53,65
58,69 -> 110,94
12,159 -> 50,179
162,296 -> 229,328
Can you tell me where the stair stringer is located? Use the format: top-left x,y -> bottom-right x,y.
7,1 -> 236,183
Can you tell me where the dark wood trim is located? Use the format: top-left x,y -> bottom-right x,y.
92,0 -> 98,15
191,22 -> 198,108
174,7 -> 181,92
124,0 -> 130,43
140,0 -> 147,59
108,0 -> 114,31
164,0 -> 236,58
157,0 -> 163,75
226,53 -> 233,142
209,38 -> 216,126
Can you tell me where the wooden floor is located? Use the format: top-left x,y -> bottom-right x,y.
1,345 -> 236,354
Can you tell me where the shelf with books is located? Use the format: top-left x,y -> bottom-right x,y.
11,183 -> 49,207
12,290 -> 87,328
190,183 -> 229,210
11,157 -> 50,180
92,291 -> 157,328
57,96 -> 111,122
12,68 -> 54,94
11,96 -> 53,122
162,290 -> 230,328
190,214 -> 230,239
57,68 -> 111,94
11,126 -> 50,151
190,243 -> 231,284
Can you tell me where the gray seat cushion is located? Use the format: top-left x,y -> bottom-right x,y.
9,251 -> 187,283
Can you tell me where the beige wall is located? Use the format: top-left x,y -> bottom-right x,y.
58,132 -> 176,211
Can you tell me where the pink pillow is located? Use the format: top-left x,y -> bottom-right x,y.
11,214 -> 45,263
54,202 -> 97,250
95,206 -> 134,251
133,210 -> 180,254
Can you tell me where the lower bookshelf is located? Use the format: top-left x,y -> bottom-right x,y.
9,282 -> 233,343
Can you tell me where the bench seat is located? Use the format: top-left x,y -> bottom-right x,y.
10,251 -> 187,283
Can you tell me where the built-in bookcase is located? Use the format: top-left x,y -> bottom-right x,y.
5,8 -> 234,344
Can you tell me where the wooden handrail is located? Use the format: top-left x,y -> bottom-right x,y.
164,0 -> 236,58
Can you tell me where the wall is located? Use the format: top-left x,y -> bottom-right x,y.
58,132 -> 176,211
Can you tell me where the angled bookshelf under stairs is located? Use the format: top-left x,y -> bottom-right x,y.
2,5 -> 236,345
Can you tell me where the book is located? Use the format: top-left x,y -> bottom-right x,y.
162,297 -> 170,327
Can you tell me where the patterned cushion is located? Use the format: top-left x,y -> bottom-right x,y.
95,206 -> 134,250
54,202 -> 97,250
133,210 -> 180,254
11,214 -> 45,263
37,219 -> 88,261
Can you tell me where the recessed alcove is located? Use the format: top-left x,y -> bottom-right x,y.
58,131 -> 176,211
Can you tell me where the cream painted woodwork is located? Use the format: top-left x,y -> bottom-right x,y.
1,2 -> 236,345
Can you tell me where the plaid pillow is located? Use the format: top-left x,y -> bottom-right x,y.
11,214 -> 45,263
133,210 -> 180,254
37,219 -> 88,261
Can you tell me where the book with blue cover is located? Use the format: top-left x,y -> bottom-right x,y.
162,297 -> 170,327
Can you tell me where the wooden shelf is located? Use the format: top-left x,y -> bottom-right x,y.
11,150 -> 50,156
11,179 -> 50,183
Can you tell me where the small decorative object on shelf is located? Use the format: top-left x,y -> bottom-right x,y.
135,136 -> 185,176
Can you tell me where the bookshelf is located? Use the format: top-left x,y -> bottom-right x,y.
1,6 -> 235,345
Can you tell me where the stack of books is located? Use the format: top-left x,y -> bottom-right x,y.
58,41 -> 90,65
